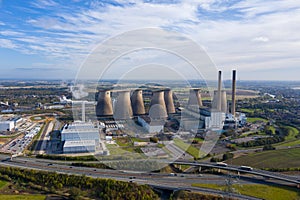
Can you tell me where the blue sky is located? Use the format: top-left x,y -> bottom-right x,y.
0,0 -> 300,80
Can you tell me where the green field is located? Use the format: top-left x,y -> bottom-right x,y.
0,180 -> 8,189
247,117 -> 267,123
0,195 -> 46,200
228,148 -> 300,168
191,183 -> 300,200
173,138 -> 204,159
284,126 -> 299,141
275,126 -> 300,147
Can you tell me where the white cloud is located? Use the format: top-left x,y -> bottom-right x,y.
1,0 -> 300,80
252,37 -> 269,42
0,39 -> 18,49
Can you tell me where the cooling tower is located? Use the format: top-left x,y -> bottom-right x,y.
221,90 -> 227,113
96,90 -> 113,116
187,88 -> 203,108
114,90 -> 133,120
149,90 -> 168,119
212,90 -> 227,113
231,70 -> 236,117
131,89 -> 145,115
164,89 -> 176,114
212,90 -> 218,109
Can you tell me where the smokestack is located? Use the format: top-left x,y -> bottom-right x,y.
96,90 -> 113,116
217,70 -> 222,111
114,90 -> 133,120
82,101 -> 86,122
164,89 -> 176,114
131,89 -> 145,115
231,70 -> 236,117
149,90 -> 168,119
188,88 -> 203,110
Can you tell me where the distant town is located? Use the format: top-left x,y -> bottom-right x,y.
0,71 -> 300,199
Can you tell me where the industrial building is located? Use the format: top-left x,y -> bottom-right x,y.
138,116 -> 164,133
61,122 -> 100,153
94,69 -> 244,133
0,120 -> 15,131
63,140 -> 96,153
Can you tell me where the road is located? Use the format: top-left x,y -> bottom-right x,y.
34,121 -> 53,154
0,155 -> 267,200
173,160 -> 300,185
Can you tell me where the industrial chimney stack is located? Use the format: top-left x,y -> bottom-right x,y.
217,70 -> 222,111
231,70 -> 236,117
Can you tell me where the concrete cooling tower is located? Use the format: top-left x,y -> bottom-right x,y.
187,89 -> 203,108
164,89 -> 176,114
212,90 -> 227,113
96,90 -> 113,116
221,90 -> 227,113
114,90 -> 133,120
131,89 -> 145,116
149,90 -> 168,119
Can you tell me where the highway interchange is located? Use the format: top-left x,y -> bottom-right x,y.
0,154 -> 299,200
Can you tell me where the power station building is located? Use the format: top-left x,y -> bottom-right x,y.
61,122 -> 100,153
94,69 -> 243,133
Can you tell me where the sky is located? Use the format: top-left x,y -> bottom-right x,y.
0,0 -> 300,81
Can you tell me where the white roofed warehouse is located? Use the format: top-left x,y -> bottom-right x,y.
61,122 -> 101,154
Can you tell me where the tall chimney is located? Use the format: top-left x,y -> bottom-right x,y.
82,101 -> 86,122
217,70 -> 222,111
96,90 -> 113,116
149,90 -> 168,119
231,70 -> 236,117
114,90 -> 133,120
131,89 -> 145,115
164,89 -> 176,114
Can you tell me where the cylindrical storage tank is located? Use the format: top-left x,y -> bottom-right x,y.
96,90 -> 113,116
131,89 -> 145,115
114,90 -> 133,120
164,89 -> 176,114
149,90 -> 168,119
187,89 -> 203,108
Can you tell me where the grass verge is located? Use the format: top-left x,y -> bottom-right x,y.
191,183 -> 300,200
228,147 -> 300,168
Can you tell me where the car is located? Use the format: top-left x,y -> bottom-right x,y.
47,163 -> 53,166
216,162 -> 228,167
239,166 -> 253,171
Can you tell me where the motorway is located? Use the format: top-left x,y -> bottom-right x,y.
173,160 -> 300,185
0,154 -> 266,200
1,155 -> 300,199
